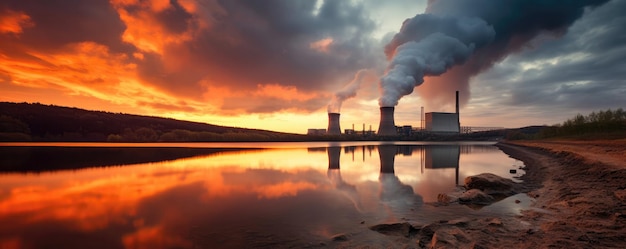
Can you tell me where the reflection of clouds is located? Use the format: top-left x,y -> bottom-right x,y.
0,150 -> 332,248
217,168 -> 327,199
122,225 -> 192,249
0,143 -> 525,248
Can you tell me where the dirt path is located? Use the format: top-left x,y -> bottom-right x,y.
495,140 -> 626,248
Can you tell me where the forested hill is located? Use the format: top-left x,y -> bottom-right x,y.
0,102 -> 305,142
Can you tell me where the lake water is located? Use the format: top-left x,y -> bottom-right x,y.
0,142 -> 527,248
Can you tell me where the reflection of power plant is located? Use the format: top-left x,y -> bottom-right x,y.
328,146 -> 341,169
319,144 -> 492,214
378,145 -> 423,206
316,144 -> 504,210
423,145 -> 461,185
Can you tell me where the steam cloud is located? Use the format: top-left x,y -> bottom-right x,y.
379,0 -> 610,107
328,69 -> 375,113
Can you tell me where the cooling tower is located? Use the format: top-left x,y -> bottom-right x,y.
327,113 -> 341,135
377,107 -> 397,136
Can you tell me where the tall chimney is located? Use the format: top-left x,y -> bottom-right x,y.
327,113 -> 341,135
455,91 -> 460,132
377,107 -> 397,136
455,90 -> 459,114
420,106 -> 424,130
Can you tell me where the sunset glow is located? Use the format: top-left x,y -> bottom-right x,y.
1,0 -> 624,133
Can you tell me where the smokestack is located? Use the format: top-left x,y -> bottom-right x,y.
456,91 -> 460,132
377,107 -> 397,136
421,106 -> 424,130
327,113 -> 341,135
455,91 -> 459,114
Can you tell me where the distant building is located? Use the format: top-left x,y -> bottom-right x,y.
425,112 -> 460,133
307,129 -> 327,135
396,125 -> 413,136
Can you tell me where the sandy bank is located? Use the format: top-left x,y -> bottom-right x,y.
494,140 -> 626,248
363,140 -> 626,248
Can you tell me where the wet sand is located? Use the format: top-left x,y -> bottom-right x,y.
494,139 -> 626,248
363,139 -> 626,248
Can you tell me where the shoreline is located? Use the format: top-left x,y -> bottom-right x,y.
363,139 -> 626,248
495,140 -> 626,248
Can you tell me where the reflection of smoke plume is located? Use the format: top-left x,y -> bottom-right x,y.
326,147 -> 361,211
328,69 -> 374,113
377,145 -> 423,206
379,0 -> 609,107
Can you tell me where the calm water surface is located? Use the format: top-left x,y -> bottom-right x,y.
0,142 -> 526,248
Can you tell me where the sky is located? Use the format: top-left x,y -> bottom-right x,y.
1,0 -> 625,134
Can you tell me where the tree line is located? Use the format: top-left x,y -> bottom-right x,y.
506,108 -> 626,140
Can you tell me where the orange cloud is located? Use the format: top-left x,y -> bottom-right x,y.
0,40 -> 213,113
253,84 -> 320,101
110,0 -> 199,54
0,9 -> 33,35
310,37 -> 334,53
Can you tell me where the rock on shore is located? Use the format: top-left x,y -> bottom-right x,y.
439,172 -> 524,206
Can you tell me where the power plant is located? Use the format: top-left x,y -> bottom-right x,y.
310,91 -> 466,137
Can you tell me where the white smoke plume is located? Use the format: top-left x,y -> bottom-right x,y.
379,0 -> 610,107
328,69 -> 375,113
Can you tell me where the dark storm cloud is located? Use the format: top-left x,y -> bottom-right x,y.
0,0 -> 131,53
124,0 -> 384,113
482,0 -> 626,111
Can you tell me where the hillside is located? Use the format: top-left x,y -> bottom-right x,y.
0,102 -> 304,142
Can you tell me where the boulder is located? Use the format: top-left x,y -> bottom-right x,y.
369,222 -> 418,237
331,233 -> 348,242
428,226 -> 473,249
437,193 -> 458,204
464,173 -> 519,195
458,189 -> 495,205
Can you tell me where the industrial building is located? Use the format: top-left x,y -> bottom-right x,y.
424,91 -> 461,134
425,112 -> 460,133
